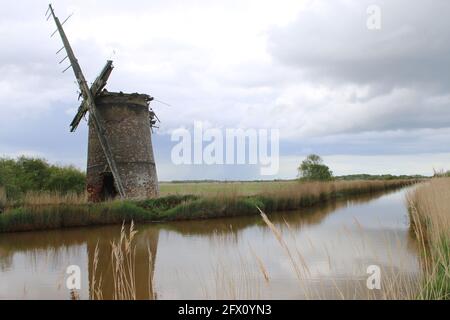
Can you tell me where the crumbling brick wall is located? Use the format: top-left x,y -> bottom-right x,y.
86,91 -> 159,202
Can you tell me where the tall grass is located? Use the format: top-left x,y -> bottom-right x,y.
407,178 -> 450,299
0,186 -> 6,211
256,208 -> 421,300
90,222 -> 155,300
159,179 -> 418,198
0,180 -> 416,233
22,191 -> 87,206
165,179 -> 416,219
0,190 -> 87,209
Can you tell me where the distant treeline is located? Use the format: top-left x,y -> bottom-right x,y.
0,156 -> 85,200
165,174 -> 427,184
0,156 -> 429,200
335,174 -> 428,181
162,179 -> 295,184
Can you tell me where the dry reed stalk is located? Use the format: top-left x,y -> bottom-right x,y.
256,206 -> 422,300
23,190 -> 87,206
110,222 -> 138,300
0,186 -> 6,208
210,254 -> 263,300
248,244 -> 270,283
90,242 -> 103,300
148,245 -> 156,300
89,221 -> 157,300
257,207 -> 308,283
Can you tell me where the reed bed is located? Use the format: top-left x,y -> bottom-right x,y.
163,179 -> 416,219
0,180 -> 416,233
22,191 -> 87,206
159,180 -> 415,198
159,181 -> 298,197
0,190 -> 87,210
407,178 -> 450,299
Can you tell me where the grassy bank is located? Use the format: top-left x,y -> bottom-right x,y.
158,178 -> 422,196
407,178 -> 450,300
0,179 -> 417,233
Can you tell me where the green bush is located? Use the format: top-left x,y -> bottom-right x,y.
0,156 -> 86,200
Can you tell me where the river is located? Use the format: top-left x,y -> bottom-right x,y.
0,186 -> 421,299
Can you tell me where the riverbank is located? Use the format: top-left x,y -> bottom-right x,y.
407,178 -> 450,300
0,179 -> 418,233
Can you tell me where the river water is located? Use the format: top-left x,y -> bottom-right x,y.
0,187 -> 421,299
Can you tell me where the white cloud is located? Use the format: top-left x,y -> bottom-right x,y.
278,153 -> 450,179
0,0 -> 449,178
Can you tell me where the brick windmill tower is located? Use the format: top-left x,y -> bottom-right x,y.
47,5 -> 159,201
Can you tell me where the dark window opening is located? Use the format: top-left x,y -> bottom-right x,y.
101,172 -> 118,200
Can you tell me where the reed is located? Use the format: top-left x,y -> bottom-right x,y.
90,242 -> 103,300
0,180 -> 416,233
111,222 -> 138,300
0,186 -> 6,211
407,178 -> 450,300
22,191 -> 87,206
90,222 -> 156,300
255,208 -> 421,300
165,179 -> 416,219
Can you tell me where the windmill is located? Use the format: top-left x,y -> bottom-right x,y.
46,4 -> 159,201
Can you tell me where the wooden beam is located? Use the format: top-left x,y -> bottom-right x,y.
70,60 -> 114,132
49,5 -> 126,198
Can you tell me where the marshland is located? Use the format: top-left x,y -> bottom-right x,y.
2,156 -> 449,299
1,155 -> 449,300
0,156 -> 418,233
2,1 -> 450,304
0,182 -> 433,299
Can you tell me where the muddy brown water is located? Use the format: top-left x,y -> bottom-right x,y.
0,187 -> 421,299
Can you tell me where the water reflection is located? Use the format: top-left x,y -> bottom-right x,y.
0,187 -> 420,299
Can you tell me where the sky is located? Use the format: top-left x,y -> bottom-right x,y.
1,0 -> 450,180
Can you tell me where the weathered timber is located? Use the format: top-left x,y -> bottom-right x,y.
70,60 -> 114,132
48,4 -> 126,198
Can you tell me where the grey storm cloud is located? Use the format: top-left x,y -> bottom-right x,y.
268,0 -> 450,89
264,0 -> 450,136
1,0 -> 450,178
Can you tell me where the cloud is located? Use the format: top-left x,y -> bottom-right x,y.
263,1 -> 450,138
278,152 -> 450,178
0,0 -> 449,179
268,1 -> 450,89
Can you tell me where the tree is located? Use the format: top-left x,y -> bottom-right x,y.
0,156 -> 86,200
45,165 -> 85,194
298,154 -> 333,181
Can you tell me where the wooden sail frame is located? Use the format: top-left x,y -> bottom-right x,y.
47,4 -> 126,198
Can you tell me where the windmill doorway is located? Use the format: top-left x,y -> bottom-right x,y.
101,172 -> 118,200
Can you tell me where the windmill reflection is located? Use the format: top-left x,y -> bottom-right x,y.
0,225 -> 159,300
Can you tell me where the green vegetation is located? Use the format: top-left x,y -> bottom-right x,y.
159,180 -> 299,196
336,174 -> 428,180
407,178 -> 450,300
432,169 -> 450,178
0,155 -> 423,236
0,179 -> 416,233
297,154 -> 333,181
0,156 -> 85,201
